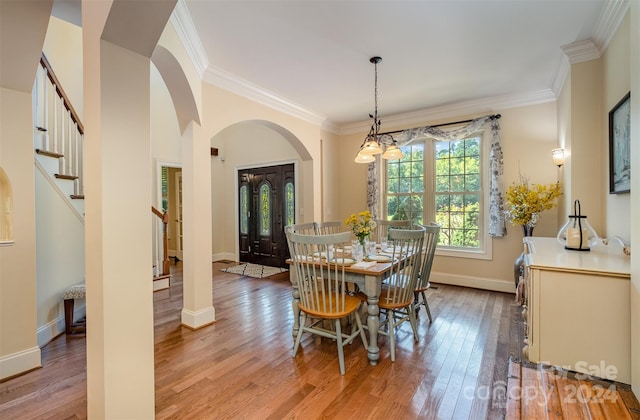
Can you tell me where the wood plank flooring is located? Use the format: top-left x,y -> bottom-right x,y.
0,261 -> 555,418
506,360 -> 640,419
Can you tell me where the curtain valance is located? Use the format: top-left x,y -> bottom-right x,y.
366,114 -> 506,237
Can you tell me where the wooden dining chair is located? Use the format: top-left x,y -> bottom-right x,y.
377,226 -> 425,362
284,222 -> 317,235
414,223 -> 440,323
286,230 -> 368,375
314,220 -> 346,235
373,219 -> 411,244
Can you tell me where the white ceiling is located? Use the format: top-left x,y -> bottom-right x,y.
182,0 -> 625,130
52,0 -> 627,130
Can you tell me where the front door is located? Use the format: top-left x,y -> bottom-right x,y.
238,164 -> 294,268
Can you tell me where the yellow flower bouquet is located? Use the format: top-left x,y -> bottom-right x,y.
344,210 -> 377,246
504,176 -> 562,229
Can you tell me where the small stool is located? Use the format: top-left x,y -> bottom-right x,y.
63,284 -> 86,335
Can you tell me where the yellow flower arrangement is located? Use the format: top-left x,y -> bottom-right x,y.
504,176 -> 562,228
344,210 -> 377,245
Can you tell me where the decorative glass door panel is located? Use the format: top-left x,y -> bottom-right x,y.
237,164 -> 294,267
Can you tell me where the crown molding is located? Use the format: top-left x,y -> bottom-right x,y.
593,0 -> 630,51
552,0 -> 629,97
203,65 -> 337,132
552,56 -> 571,98
561,39 -> 601,64
169,0 -> 208,77
338,90 -> 556,136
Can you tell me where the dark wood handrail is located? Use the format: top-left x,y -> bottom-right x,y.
40,53 -> 84,135
151,206 -> 170,276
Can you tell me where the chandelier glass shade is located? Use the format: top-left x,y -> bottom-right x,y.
355,56 -> 404,163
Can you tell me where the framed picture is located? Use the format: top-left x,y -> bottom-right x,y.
609,92 -> 631,194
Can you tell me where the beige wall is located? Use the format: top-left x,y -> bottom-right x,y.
603,13 -> 631,243
210,121 -> 300,260
320,130 -> 341,222
42,16 -> 83,121
202,83 -> 324,247
0,86 -> 40,377
630,0 -> 639,398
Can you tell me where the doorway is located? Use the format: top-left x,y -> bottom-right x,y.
159,165 -> 182,262
238,163 -> 294,268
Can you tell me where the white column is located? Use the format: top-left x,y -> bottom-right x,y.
181,122 -> 215,328
83,2 -> 154,417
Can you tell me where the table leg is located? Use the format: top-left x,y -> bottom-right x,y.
64,298 -> 74,334
364,274 -> 380,365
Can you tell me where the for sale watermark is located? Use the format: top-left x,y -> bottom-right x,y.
462,360 -> 621,409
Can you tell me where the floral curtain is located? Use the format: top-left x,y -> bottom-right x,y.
366,160 -> 378,219
366,114 -> 506,236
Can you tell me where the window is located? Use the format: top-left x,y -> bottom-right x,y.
161,166 -> 169,212
384,131 -> 490,259
386,143 -> 424,224
259,183 -> 271,236
285,181 -> 295,227
240,184 -> 249,235
435,137 -> 481,248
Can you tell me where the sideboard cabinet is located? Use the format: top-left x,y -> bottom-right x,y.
522,237 -> 631,384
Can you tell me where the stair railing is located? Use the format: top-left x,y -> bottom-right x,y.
152,206 -> 170,277
33,53 -> 84,199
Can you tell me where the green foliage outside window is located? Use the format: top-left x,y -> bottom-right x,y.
434,137 -> 481,248
386,144 -> 424,224
385,135 -> 483,249
161,166 -> 168,212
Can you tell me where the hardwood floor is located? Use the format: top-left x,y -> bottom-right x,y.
1,261 -> 522,419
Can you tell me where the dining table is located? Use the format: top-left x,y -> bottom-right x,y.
287,248 -> 402,366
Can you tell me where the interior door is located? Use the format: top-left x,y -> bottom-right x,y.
238,164 -> 294,267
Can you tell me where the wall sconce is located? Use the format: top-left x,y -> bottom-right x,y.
552,148 -> 565,167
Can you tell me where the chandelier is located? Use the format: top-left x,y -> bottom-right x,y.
354,56 -> 404,163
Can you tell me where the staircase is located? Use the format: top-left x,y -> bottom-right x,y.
32,53 -> 171,290
33,54 -> 85,218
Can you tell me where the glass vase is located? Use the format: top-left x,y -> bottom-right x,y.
513,225 -> 534,290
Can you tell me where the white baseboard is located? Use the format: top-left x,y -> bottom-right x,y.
430,271 -> 515,294
212,252 -> 235,262
36,304 -> 86,347
181,306 -> 215,330
0,346 -> 41,380
153,276 -> 170,291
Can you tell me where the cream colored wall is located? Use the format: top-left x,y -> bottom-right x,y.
568,59 -> 605,234
42,16 -> 83,121
339,103 -> 560,290
320,130 -> 340,221
210,122 -> 300,260
603,13 -> 631,243
556,72 -> 571,223
202,83 -> 325,257
0,86 -> 40,377
157,22 -> 202,119
629,0 -> 639,399
34,169 -> 85,338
